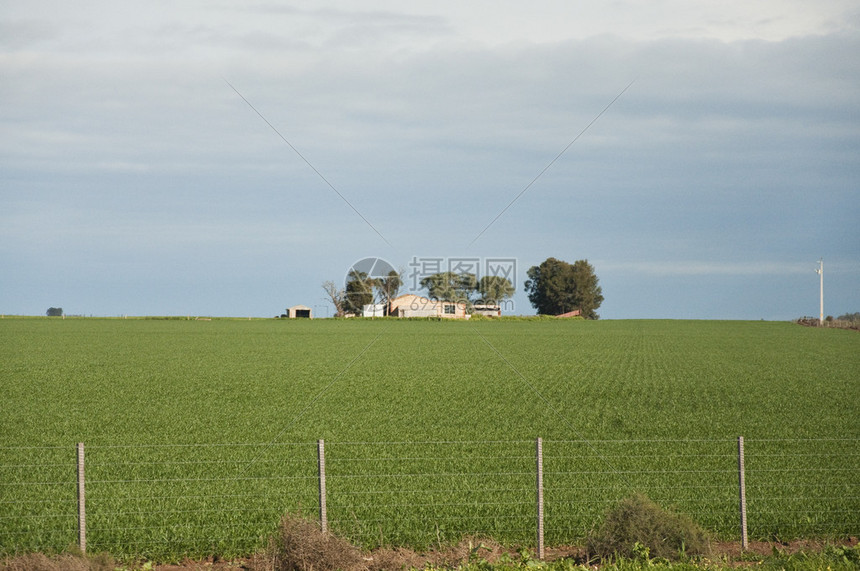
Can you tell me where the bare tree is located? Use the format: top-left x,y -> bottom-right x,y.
322,281 -> 346,317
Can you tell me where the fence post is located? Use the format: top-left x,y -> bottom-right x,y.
76,442 -> 86,553
318,439 -> 327,534
536,437 -> 544,560
737,436 -> 748,550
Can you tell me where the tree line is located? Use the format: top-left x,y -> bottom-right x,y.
322,257 -> 603,319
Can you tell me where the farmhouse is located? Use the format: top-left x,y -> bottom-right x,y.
388,294 -> 469,319
285,305 -> 312,318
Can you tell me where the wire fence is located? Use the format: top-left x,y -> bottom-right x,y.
1,438 -> 857,559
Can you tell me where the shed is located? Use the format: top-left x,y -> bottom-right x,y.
286,305 -> 313,319
473,304 -> 502,317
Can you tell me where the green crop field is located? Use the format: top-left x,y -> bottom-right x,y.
1,318 -> 858,560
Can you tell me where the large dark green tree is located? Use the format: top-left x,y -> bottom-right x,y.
343,270 -> 374,315
477,275 -> 515,304
524,257 -> 603,319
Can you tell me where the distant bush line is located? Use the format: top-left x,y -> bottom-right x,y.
796,313 -> 860,331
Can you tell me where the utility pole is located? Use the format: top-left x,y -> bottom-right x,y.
815,259 -> 824,325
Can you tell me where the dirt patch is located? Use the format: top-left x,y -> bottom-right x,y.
364,537 -> 529,571
712,536 -> 859,560
147,562 -> 247,571
148,537 -> 857,570
4,538 -> 857,571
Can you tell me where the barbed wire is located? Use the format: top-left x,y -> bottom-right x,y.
0,524 -> 77,535
331,487 -> 535,496
328,454 -> 536,461
84,458 -> 313,468
86,474 -> 317,484
86,441 -> 312,449
0,480 -> 76,487
0,513 -> 76,520
2,437 -> 854,451
1,437 -> 856,558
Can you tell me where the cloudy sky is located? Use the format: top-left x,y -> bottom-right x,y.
2,1 -> 858,319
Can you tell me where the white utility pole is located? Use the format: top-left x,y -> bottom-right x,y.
815,258 -> 824,325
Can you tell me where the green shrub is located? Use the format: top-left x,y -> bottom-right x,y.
587,493 -> 710,561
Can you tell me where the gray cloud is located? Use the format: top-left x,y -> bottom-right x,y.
1,2 -> 858,317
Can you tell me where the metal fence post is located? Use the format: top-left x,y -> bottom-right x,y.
76,442 -> 86,553
536,437 -> 544,560
737,436 -> 748,549
318,439 -> 327,533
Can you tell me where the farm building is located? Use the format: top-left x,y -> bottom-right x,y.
556,309 -> 581,318
285,305 -> 312,318
389,294 -> 468,319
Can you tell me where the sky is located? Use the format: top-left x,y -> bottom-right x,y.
1,1 -> 858,319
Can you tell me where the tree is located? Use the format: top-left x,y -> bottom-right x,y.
420,272 -> 477,305
321,281 -> 346,317
477,275 -> 515,304
524,257 -> 603,319
374,270 -> 402,315
46,307 -> 63,317
343,270 -> 374,315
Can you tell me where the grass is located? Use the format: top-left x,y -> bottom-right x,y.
0,318 -> 857,560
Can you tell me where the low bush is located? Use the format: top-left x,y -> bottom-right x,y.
258,514 -> 365,571
587,493 -> 710,561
